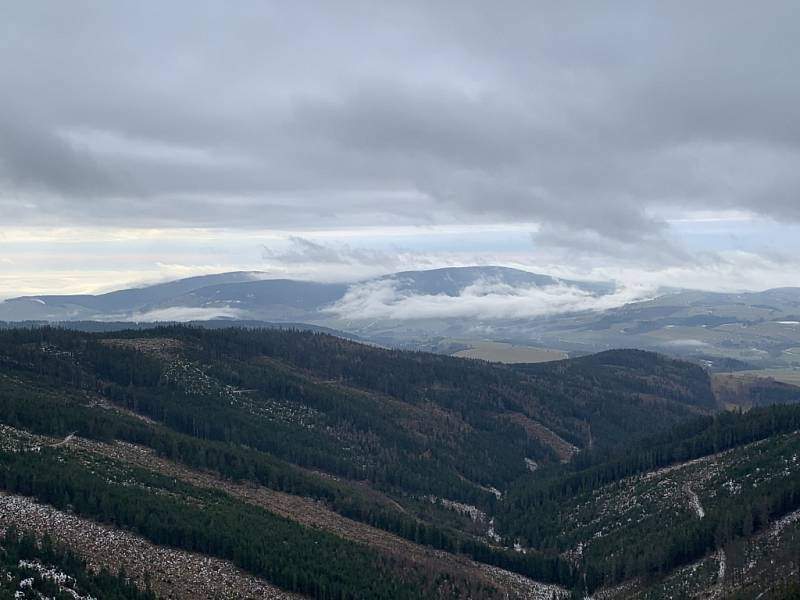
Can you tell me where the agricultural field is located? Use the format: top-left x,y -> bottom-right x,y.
727,368 -> 800,387
452,341 -> 567,363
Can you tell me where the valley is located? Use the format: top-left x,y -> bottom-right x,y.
0,325 -> 798,598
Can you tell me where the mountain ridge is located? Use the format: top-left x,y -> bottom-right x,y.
6,267 -> 800,376
0,266 -> 614,323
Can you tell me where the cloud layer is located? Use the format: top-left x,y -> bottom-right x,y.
326,278 -> 653,322
2,2 -> 799,242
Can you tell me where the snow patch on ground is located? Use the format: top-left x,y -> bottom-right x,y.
481,564 -> 569,599
524,458 -> 539,472
487,518 -> 502,543
684,484 -> 705,518
17,560 -> 98,600
424,496 -> 487,522
716,548 -> 726,581
771,508 -> 800,537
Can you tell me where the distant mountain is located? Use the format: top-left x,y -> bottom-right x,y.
0,271 -> 265,321
6,267 -> 800,373
0,266 -> 611,323
376,265 -> 614,296
142,279 -> 350,321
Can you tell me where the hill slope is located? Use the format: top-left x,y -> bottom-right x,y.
497,404 -> 800,597
0,326 -> 798,598
0,328 -> 716,499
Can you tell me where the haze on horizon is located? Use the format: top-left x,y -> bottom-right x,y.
2,1 -> 800,304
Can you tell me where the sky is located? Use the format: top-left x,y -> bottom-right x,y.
2,1 -> 800,300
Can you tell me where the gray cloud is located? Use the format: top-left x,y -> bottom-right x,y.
1,1 -> 799,239
260,236 -> 436,281
263,236 -> 399,267
530,225 -> 692,267
0,116 -> 121,197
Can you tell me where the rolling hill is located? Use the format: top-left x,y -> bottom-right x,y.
6,267 -> 800,380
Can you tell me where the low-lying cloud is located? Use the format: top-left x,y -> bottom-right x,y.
326,278 -> 654,322
127,306 -> 244,322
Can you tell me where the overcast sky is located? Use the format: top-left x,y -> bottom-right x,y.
2,1 -> 800,298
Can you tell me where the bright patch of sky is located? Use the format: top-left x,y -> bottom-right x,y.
3,214 -> 800,299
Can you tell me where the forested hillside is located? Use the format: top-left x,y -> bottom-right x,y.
0,326 -> 798,598
498,405 -> 800,590
0,327 -> 717,501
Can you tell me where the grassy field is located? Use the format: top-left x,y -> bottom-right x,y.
452,341 -> 567,364
726,368 -> 800,386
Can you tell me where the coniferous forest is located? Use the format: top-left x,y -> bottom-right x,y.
0,325 -> 798,598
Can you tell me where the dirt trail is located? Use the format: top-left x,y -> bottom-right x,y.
49,432 -> 76,448
684,484 -> 705,518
